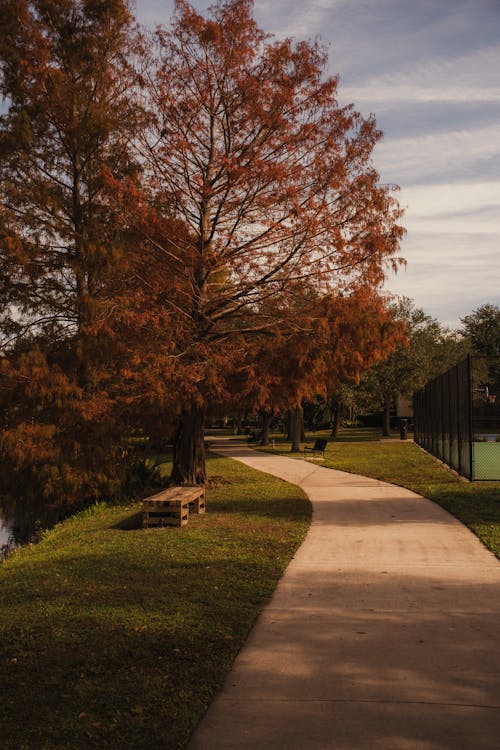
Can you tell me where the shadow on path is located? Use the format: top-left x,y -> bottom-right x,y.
188,439 -> 500,750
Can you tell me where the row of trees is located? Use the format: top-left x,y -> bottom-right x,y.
0,0 -> 424,519
249,301 -> 500,441
327,299 -> 469,436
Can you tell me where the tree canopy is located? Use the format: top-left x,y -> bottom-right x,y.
461,304 -> 500,359
1,0 -> 407,510
340,298 -> 468,435
0,0 -> 142,509
132,0 -> 405,480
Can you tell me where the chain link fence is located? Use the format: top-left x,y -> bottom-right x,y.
414,355 -> 500,481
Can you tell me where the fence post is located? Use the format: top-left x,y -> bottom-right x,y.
456,364 -> 461,477
467,353 -> 473,480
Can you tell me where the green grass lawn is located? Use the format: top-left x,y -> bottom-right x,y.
260,428 -> 500,560
0,454 -> 310,750
2,430 -> 498,750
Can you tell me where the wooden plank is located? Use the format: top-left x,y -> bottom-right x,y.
188,494 -> 206,514
142,508 -> 189,527
142,499 -> 189,513
146,485 -> 204,504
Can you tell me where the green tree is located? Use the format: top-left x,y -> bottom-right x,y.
460,304 -> 500,358
461,303 -> 500,392
353,298 -> 467,435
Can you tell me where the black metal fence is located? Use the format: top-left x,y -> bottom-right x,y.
414,355 -> 500,481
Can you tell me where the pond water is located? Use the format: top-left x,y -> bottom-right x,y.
0,495 -> 87,561
0,512 -> 16,559
0,515 -> 12,543
0,499 -> 60,561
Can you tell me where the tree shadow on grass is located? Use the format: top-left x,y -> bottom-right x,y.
208,496 -> 311,523
113,511 -> 143,531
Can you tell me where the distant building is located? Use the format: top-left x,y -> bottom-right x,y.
396,395 -> 413,418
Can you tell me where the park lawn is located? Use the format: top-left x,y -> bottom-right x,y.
0,454 -> 310,750
261,429 -> 500,560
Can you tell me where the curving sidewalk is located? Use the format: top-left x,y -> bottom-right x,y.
188,440 -> 500,750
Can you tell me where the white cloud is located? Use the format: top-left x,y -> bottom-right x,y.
345,85 -> 500,106
401,182 -> 500,230
342,43 -> 500,108
385,229 -> 500,327
374,124 -> 500,185
254,0 -> 346,40
386,179 -> 500,325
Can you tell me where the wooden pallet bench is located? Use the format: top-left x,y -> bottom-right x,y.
142,485 -> 205,528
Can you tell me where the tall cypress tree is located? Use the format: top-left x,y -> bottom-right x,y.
0,0 -> 143,514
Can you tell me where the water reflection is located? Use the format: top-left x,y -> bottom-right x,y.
0,497 -> 71,561
0,513 -> 15,559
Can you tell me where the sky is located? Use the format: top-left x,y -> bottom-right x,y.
137,0 -> 500,329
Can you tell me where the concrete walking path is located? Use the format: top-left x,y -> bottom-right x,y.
188,440 -> 500,750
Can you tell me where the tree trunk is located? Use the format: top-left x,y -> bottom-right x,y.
300,407 -> 306,442
233,414 -> 242,436
290,405 -> 302,452
171,405 -> 206,485
382,394 -> 392,437
260,411 -> 272,446
330,399 -> 340,437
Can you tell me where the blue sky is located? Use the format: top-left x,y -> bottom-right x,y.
137,0 -> 500,329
